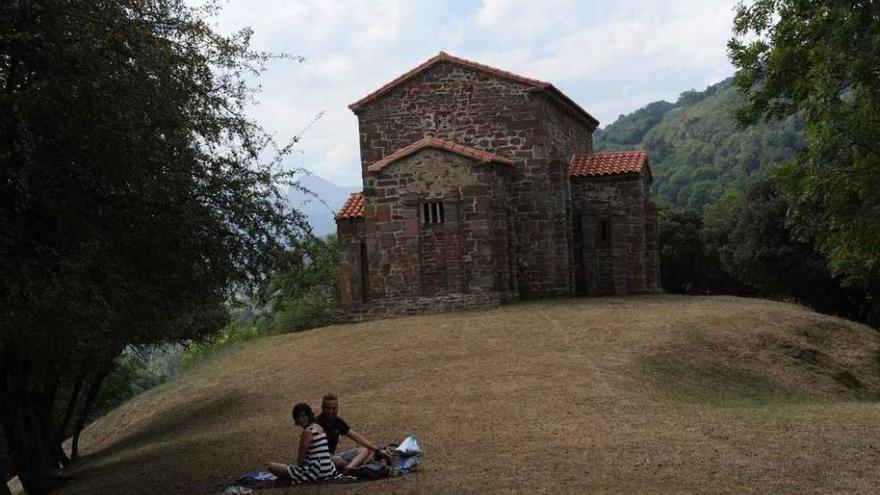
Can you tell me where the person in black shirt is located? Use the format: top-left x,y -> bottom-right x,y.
315,393 -> 392,473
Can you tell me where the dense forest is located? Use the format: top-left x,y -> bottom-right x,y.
596,76 -> 879,328
595,78 -> 804,211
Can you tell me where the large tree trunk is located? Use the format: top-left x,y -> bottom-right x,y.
56,371 -> 84,442
53,370 -> 85,468
1,432 -> 11,495
38,373 -> 68,469
69,362 -> 111,462
0,348 -> 62,495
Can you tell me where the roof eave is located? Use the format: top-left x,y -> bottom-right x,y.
570,171 -> 643,180
348,52 -> 597,127
367,137 -> 514,173
538,86 -> 600,129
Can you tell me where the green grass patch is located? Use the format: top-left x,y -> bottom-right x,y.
642,355 -> 807,409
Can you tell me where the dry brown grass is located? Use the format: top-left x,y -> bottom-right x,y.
40,295 -> 880,494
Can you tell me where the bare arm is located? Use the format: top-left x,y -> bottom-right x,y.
297,428 -> 314,465
346,429 -> 392,459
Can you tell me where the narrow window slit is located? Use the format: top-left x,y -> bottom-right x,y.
422,201 -> 445,224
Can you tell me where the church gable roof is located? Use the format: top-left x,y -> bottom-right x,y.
349,52 -> 599,127
366,136 -> 514,173
570,150 -> 649,179
336,192 -> 364,220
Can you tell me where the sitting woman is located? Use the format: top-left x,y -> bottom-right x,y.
267,403 -> 341,484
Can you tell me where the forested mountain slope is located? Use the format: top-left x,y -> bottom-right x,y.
595,79 -> 804,211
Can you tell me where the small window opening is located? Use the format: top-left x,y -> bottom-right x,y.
423,201 -> 445,224
435,112 -> 452,130
598,219 -> 611,246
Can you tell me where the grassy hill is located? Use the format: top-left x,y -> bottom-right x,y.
595,79 -> 804,211
36,296 -> 880,494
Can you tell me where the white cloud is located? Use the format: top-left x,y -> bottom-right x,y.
203,0 -> 739,189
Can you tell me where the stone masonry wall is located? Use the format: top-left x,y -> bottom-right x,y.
570,168 -> 654,295
337,217 -> 366,307
354,61 -> 595,299
644,200 -> 660,291
520,97 -> 595,296
354,62 -> 539,181
343,58 -> 661,318
358,148 -> 513,311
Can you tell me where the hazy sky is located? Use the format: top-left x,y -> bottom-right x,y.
209,0 -> 738,187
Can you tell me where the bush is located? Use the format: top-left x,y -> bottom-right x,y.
658,206 -> 743,294
257,235 -> 341,333
182,321 -> 264,370
701,172 -> 880,327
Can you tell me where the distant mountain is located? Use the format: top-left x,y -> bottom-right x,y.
288,174 -> 359,237
595,78 -> 804,211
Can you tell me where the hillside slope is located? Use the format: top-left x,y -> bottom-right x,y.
47,296 -> 880,494
595,79 -> 804,211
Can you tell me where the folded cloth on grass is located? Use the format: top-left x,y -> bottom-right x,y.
215,471 -> 358,493
215,471 -> 286,493
239,472 -> 276,483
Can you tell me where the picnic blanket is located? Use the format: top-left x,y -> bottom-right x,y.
216,472 -> 357,494
216,434 -> 422,493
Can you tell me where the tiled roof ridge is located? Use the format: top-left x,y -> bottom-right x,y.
367,136 -> 515,173
569,150 -> 649,178
336,191 -> 365,220
349,52 -> 547,111
348,51 -> 598,126
581,149 -> 647,157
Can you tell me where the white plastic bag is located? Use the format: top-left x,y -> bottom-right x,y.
391,434 -> 422,475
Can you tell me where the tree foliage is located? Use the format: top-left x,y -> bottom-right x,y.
259,235 -> 341,333
596,79 -> 803,212
728,0 -> 880,284
180,235 -> 341,371
703,174 -> 834,297
702,172 -> 880,326
657,206 -> 744,294
0,1 -> 307,492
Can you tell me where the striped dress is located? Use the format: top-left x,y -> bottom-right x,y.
286,424 -> 341,484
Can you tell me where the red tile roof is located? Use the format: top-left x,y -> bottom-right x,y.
336,192 -> 365,220
569,150 -> 649,178
349,51 -> 599,127
367,136 -> 514,173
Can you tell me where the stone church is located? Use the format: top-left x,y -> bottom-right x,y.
336,52 -> 659,317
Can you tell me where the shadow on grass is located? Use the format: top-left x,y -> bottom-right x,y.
60,429 -> 241,495
67,392 -> 249,480
641,354 -> 806,409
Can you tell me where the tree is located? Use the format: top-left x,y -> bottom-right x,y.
703,174 -> 834,299
0,1 -> 307,492
728,0 -> 880,285
702,172 -> 880,326
260,235 -> 341,333
657,206 -> 742,294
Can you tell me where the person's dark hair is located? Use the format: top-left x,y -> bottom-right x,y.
291,403 -> 315,423
322,393 -> 338,403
